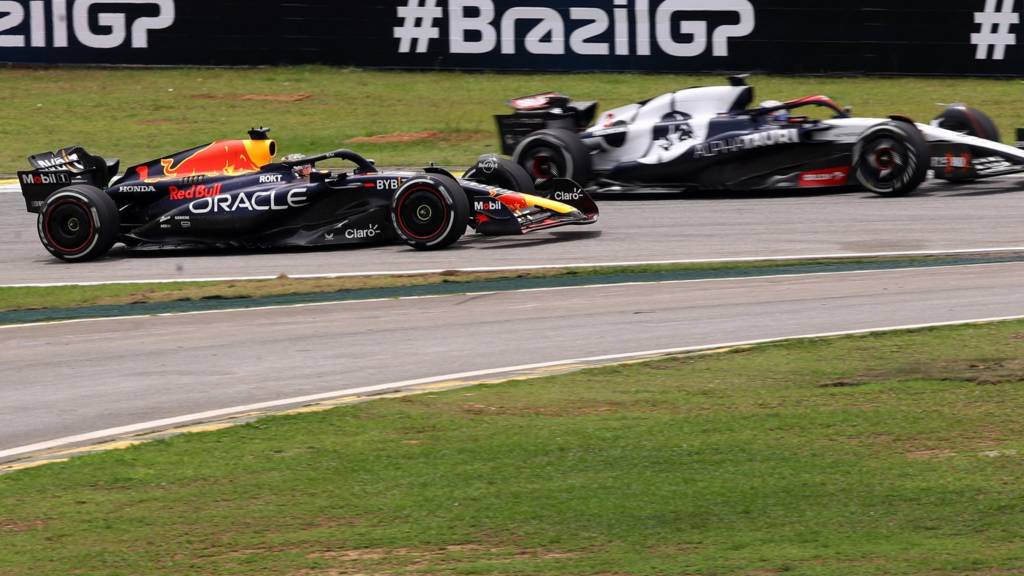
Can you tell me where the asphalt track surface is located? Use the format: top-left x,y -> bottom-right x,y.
3,263 -> 1024,458
3,176 -> 1024,285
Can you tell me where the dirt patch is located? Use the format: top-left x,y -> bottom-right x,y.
817,359 -> 1024,389
307,544 -> 580,565
817,379 -> 869,388
906,449 -> 957,460
458,402 -> 622,417
347,131 -> 490,144
132,118 -> 189,126
348,131 -> 442,144
191,93 -> 312,103
1,519 -> 45,532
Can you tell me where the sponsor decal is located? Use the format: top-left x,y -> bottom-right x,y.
21,172 -> 71,185
474,199 -> 504,211
117,184 -> 157,193
325,232 -> 336,241
654,111 -> 694,150
259,174 -> 284,184
398,0 -> 756,58
170,183 -> 222,201
188,188 -> 310,214
479,156 -> 499,174
161,140 -> 266,178
0,0 -> 175,50
553,188 -> 584,202
376,179 -> 400,190
693,128 -> 800,158
345,223 -> 381,239
32,153 -> 79,168
497,194 -> 529,211
931,154 -> 972,172
798,167 -> 850,188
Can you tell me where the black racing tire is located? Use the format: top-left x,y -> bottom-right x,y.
933,104 -> 1001,142
932,105 -> 1000,183
462,154 -> 536,194
37,184 -> 119,262
853,121 -> 930,197
513,128 -> 592,186
391,174 -> 470,250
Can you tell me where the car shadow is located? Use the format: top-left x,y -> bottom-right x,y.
112,241 -> 475,261
924,179 -> 1024,198
467,230 -> 603,250
591,188 -> 862,202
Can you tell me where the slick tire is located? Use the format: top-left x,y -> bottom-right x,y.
853,121 -> 930,197
513,128 -> 593,186
38,184 -> 120,262
462,154 -> 536,194
391,174 -> 470,250
932,105 -> 1001,142
932,105 -> 1000,183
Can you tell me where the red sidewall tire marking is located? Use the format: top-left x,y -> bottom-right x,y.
43,198 -> 95,254
395,185 -> 451,241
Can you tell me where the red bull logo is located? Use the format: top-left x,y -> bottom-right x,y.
160,140 -> 276,179
169,183 -> 223,201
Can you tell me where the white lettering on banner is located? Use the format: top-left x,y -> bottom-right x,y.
972,0 -> 1019,60
656,0 -> 756,57
404,0 -> 756,58
0,0 -> 175,49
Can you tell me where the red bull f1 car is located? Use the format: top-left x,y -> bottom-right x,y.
18,129 -> 598,262
496,76 -> 1024,196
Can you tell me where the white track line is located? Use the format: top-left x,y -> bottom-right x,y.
3,314 -> 1024,462
3,260 -> 1023,330
4,247 -> 1024,288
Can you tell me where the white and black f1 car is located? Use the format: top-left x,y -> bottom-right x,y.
496,76 -> 1024,196
18,129 -> 598,262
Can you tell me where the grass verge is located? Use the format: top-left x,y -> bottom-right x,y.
2,253 -> 1022,317
2,67 -> 1024,174
3,320 -> 1024,575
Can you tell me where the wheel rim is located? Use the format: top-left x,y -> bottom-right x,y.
525,146 -> 564,181
44,199 -> 94,253
861,138 -> 907,187
396,185 -> 451,241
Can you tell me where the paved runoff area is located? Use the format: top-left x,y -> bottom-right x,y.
2,177 -> 1024,285
3,263 -> 1024,460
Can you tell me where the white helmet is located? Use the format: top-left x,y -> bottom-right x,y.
760,100 -> 789,122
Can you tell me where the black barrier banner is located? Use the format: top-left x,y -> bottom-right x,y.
0,0 -> 1022,75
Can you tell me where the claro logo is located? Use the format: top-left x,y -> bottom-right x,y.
0,0 -> 175,49
395,0 -> 755,58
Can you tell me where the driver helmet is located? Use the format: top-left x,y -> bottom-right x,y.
283,153 -> 313,177
760,100 -> 790,123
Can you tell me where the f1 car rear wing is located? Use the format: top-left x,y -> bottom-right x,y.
496,93 -> 598,155
19,146 -> 120,213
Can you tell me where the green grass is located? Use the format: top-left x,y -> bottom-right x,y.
2,67 -> 1024,174
3,321 -> 1024,575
